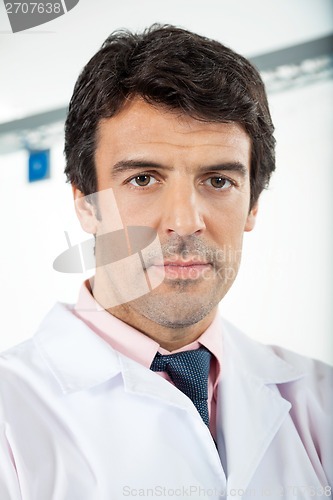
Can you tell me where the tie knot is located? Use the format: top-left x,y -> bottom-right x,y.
150,346 -> 212,426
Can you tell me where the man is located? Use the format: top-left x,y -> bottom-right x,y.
0,25 -> 332,499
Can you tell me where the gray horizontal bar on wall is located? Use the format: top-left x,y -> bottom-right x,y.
249,33 -> 333,71
0,107 -> 67,136
0,34 -> 332,137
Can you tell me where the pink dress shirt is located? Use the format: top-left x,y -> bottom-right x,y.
73,279 -> 223,441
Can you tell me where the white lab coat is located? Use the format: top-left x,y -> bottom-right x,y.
0,303 -> 332,500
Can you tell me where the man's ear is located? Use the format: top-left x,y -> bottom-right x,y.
72,185 -> 98,234
244,201 -> 259,232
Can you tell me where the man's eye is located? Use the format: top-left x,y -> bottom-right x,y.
205,177 -> 233,189
129,174 -> 157,187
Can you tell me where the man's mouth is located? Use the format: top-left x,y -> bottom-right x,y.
150,257 -> 212,279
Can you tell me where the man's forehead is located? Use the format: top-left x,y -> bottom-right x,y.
96,98 -> 251,149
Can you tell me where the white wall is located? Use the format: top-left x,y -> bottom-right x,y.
0,0 -> 332,363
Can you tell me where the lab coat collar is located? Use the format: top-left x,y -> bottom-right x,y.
33,303 -> 201,417
216,318 -> 306,491
34,303 -> 122,393
220,317 -> 305,384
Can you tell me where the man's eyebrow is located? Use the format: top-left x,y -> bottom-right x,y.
197,162 -> 248,177
110,159 -> 248,178
110,160 -> 172,178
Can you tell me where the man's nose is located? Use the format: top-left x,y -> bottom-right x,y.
161,181 -> 206,237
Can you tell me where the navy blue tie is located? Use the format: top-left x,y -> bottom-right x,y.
150,346 -> 212,426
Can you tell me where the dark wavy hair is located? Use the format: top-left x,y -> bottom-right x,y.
64,24 -> 275,210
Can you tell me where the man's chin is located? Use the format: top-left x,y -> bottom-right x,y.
126,290 -> 220,329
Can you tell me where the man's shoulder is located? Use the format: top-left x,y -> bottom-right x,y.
0,302 -> 121,398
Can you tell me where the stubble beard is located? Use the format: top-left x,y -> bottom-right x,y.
122,258 -> 239,329
96,234 -> 241,329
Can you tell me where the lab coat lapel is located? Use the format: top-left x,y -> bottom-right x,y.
216,319 -> 305,491
119,352 -> 205,418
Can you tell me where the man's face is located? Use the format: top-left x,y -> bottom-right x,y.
76,98 -> 257,329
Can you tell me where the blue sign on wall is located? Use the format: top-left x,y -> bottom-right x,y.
28,150 -> 50,183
